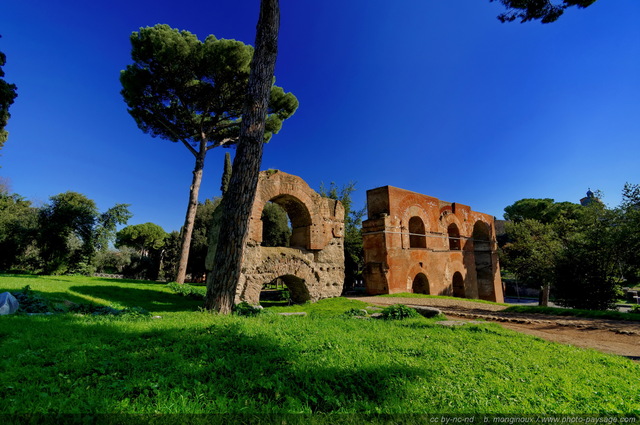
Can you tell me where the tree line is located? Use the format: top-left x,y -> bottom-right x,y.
500,184 -> 640,310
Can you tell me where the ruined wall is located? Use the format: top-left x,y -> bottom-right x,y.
207,170 -> 345,305
362,186 -> 504,302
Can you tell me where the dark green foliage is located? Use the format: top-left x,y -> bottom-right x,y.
159,231 -> 181,281
233,301 -> 265,317
188,198 -> 221,280
490,0 -> 597,24
0,45 -> 18,147
554,204 -> 623,310
167,281 -> 206,300
319,182 -> 366,290
37,192 -> 131,275
0,192 -> 39,271
116,222 -> 166,254
503,198 -> 582,224
380,304 -> 420,320
342,308 -> 369,318
221,152 -> 232,196
120,24 -> 297,148
68,303 -> 150,318
261,202 -> 291,247
11,286 -> 52,313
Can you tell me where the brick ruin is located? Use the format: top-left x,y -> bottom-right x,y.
362,186 -> 504,302
206,171 -> 503,304
206,170 -> 345,305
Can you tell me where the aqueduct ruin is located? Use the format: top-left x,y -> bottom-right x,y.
206,171 -> 503,305
362,186 -> 504,302
206,170 -> 345,305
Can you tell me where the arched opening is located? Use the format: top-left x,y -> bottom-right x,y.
473,221 -> 495,300
452,272 -> 465,298
412,273 -> 430,294
408,217 -> 427,249
448,223 -> 461,250
259,274 -> 310,306
261,202 -> 292,247
262,195 -> 312,249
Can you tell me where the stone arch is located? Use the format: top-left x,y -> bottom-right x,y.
412,273 -> 430,294
209,170 -> 345,306
265,194 -> 312,248
408,216 -> 427,249
448,223 -> 461,251
452,271 -> 465,298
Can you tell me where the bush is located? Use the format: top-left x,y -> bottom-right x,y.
342,308 -> 368,318
11,286 -> 52,313
381,304 -> 420,320
167,282 -> 206,300
233,302 -> 264,317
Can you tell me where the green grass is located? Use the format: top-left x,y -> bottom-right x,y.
380,292 -> 509,306
1,274 -> 639,415
504,305 -> 640,322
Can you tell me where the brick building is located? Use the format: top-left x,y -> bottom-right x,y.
362,186 -> 504,302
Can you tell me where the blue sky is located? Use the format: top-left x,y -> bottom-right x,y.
1,0 -> 638,233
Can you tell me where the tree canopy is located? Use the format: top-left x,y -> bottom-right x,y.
0,45 -> 18,148
121,23 -> 298,284
503,198 -> 583,223
491,0 -> 598,23
116,222 -> 167,255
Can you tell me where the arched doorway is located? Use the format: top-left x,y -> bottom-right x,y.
412,273 -> 430,294
259,274 -> 310,306
261,202 -> 292,247
408,217 -> 427,248
452,272 -> 465,298
448,223 -> 461,250
473,221 -> 494,300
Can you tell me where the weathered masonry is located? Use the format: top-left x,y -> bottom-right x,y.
207,170 -> 345,305
362,186 -> 504,302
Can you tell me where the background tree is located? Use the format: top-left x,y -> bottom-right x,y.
116,222 -> 167,256
187,198 -> 220,282
260,202 -> 291,247
504,198 -> 583,224
220,152 -> 232,196
120,23 -> 298,284
319,182 -> 366,291
491,0 -> 598,23
205,0 -> 281,313
38,191 -> 130,275
0,191 -> 38,271
0,41 -> 18,149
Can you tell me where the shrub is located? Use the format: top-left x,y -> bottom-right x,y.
167,282 -> 206,300
381,304 -> 420,320
342,308 -> 368,318
11,286 -> 52,313
233,301 -> 264,317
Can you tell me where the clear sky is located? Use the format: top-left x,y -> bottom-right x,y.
1,0 -> 638,233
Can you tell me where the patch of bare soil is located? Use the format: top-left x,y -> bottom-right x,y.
350,296 -> 640,361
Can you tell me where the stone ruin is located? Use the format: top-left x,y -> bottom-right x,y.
206,170 -> 503,305
206,170 -> 345,305
362,186 -> 504,302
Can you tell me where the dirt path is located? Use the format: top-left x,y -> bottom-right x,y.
349,296 -> 640,361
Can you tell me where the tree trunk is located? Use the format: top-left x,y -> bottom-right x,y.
204,0 -> 280,313
539,284 -> 550,307
175,150 -> 206,284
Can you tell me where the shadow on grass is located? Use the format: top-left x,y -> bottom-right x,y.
68,285 -> 203,312
0,315 -> 426,415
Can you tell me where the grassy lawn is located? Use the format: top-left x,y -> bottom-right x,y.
1,274 -> 639,415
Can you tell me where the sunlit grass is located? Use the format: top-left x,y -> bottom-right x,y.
1,274 -> 639,415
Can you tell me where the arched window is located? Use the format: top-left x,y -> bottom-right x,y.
261,195 -> 312,249
448,223 -> 461,250
412,273 -> 429,294
408,216 -> 427,249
